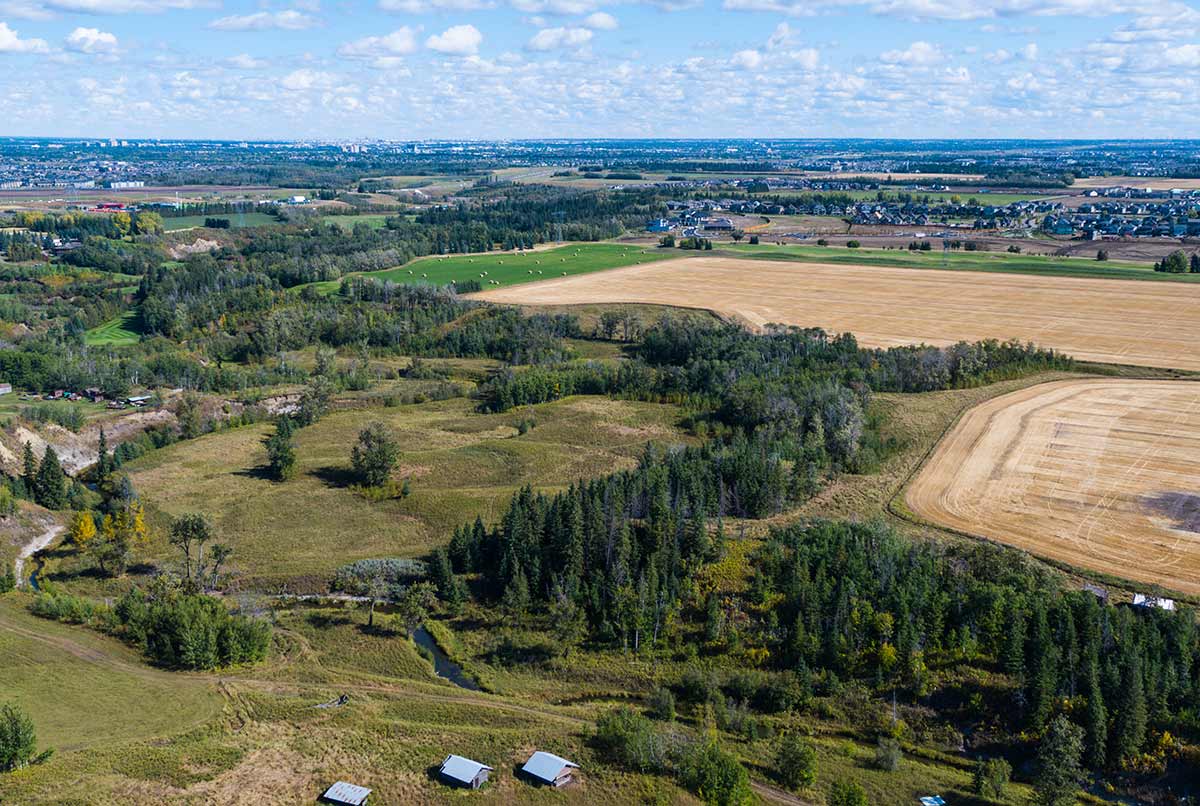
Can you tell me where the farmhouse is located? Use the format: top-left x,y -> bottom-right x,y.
439,754 -> 492,789
320,781 -> 372,805
520,751 -> 579,787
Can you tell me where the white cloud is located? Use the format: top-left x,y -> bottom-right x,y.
225,53 -> 267,69
426,23 -> 482,54
209,10 -> 317,31
526,25 -> 591,50
65,26 -> 117,53
766,21 -> 792,49
339,27 -> 419,60
511,0 -> 598,15
730,48 -> 762,69
582,10 -> 617,29
38,0 -> 215,12
788,47 -> 819,69
380,0 -> 492,10
880,40 -> 943,65
279,68 -> 336,91
0,21 -> 47,52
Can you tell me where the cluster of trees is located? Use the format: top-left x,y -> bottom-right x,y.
1153,249 -> 1200,273
751,520 -> 1199,774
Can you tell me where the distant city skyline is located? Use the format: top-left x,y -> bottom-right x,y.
0,0 -> 1196,139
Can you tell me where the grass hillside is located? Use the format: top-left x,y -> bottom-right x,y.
84,310 -> 141,346
117,395 -> 689,587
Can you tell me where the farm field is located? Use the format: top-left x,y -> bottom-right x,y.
163,212 -> 279,231
119,395 -> 689,586
727,242 -> 1179,282
84,310 -> 141,345
303,242 -> 681,295
476,256 -> 1200,371
318,213 -> 394,231
906,378 -> 1200,595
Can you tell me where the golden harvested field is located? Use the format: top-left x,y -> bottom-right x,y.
475,257 -> 1200,371
906,378 -> 1200,595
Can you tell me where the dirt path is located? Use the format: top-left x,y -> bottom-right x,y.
14,522 -> 62,589
751,781 -> 820,805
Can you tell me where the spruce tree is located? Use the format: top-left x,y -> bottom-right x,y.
35,447 -> 67,510
1084,654 -> 1107,771
21,442 -> 36,500
1112,647 -> 1147,764
1033,715 -> 1084,806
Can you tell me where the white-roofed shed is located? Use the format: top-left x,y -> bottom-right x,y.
521,751 -> 579,787
439,754 -> 493,789
321,781 -> 372,805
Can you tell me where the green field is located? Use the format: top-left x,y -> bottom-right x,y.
84,310 -> 141,346
728,242 -> 1195,282
115,394 -> 689,586
302,242 -> 681,295
319,213 -> 394,231
163,212 -> 279,231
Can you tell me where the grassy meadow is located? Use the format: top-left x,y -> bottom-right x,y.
303,243 -> 682,295
162,212 -> 280,231
728,242 -> 1192,282
117,394 -> 690,587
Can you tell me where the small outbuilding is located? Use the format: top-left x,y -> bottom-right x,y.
320,781 -> 372,805
439,754 -> 492,789
1133,593 -> 1176,611
520,751 -> 579,787
919,797 -> 947,806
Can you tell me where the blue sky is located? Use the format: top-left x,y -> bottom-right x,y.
0,0 -> 1196,139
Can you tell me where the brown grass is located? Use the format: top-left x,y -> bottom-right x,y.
906,378 -> 1200,595
476,256 -> 1200,372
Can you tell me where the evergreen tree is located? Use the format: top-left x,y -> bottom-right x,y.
1111,646 -> 1147,764
263,417 -> 297,481
95,428 -> 110,482
1033,715 -> 1084,806
21,442 -> 36,500
1084,654 -> 1107,772
35,447 -> 67,510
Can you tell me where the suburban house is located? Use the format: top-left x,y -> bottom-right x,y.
320,781 -> 372,805
439,755 -> 492,789
520,751 -> 580,787
645,218 -> 673,232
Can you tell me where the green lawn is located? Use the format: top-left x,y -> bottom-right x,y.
728,242 -> 1196,282
163,212 -> 279,231
84,310 -> 141,346
302,242 -> 681,295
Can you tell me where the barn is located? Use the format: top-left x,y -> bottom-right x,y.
439,754 -> 493,789
520,751 -> 579,787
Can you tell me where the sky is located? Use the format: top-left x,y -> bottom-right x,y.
0,0 -> 1198,140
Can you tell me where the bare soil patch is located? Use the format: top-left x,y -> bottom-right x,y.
906,378 -> 1200,595
476,257 -> 1200,371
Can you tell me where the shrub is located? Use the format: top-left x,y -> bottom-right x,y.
775,733 -> 817,790
678,739 -> 753,806
874,735 -> 902,771
973,756 -> 1012,798
828,780 -> 869,806
846,240 -> 861,248
0,702 -> 50,771
648,686 -> 676,721
594,706 -> 666,773
30,590 -> 96,624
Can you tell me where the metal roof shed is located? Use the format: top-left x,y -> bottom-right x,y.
919,797 -> 947,806
439,754 -> 493,789
521,751 -> 580,787
321,781 -> 372,805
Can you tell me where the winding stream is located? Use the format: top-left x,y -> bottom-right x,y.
413,626 -> 480,691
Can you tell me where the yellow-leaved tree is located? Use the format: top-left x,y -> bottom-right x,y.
67,510 -> 96,547
90,501 -> 149,577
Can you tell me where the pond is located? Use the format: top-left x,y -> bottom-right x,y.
413,626 -> 480,691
